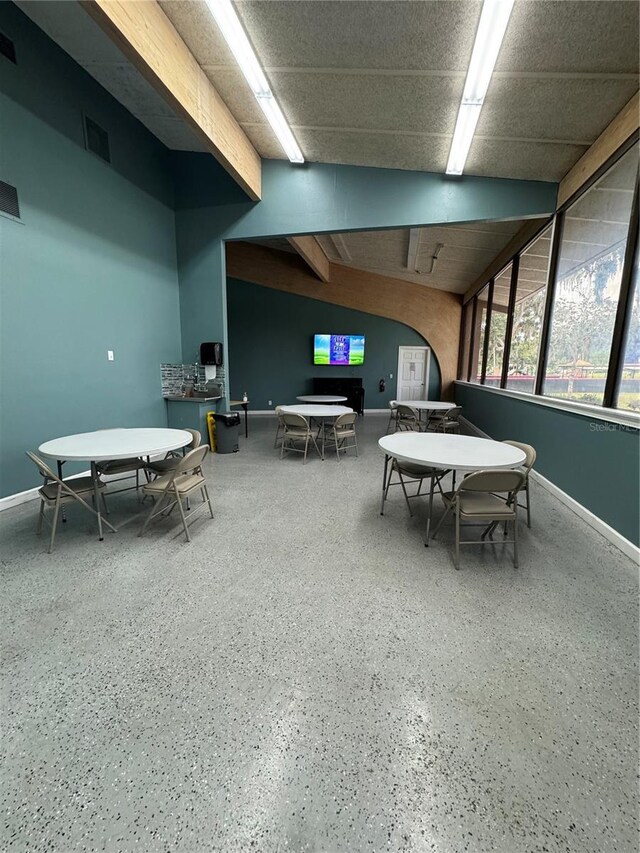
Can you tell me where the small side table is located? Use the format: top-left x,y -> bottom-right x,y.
230,400 -> 249,438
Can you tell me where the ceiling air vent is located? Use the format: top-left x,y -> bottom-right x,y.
0,181 -> 20,219
83,115 -> 111,164
0,32 -> 16,64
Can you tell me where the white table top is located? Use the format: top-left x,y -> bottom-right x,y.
280,404 -> 353,418
39,428 -> 192,462
378,433 -> 526,472
296,395 -> 348,403
395,400 -> 454,412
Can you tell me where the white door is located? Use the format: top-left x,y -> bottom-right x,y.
397,347 -> 430,400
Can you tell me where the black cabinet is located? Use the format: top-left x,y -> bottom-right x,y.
313,377 -> 365,415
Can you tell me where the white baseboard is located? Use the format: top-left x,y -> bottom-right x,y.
0,470 -> 92,512
460,416 -> 640,563
248,409 -> 390,415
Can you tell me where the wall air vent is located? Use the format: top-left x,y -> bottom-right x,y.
0,32 -> 16,64
0,181 -> 20,219
83,115 -> 111,164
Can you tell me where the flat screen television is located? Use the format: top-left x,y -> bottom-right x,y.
313,334 -> 365,366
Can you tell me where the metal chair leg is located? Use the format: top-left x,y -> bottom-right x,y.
175,493 -> 191,542
202,485 -> 214,519
48,498 -> 61,554
431,503 -> 452,540
37,499 -> 45,534
454,507 -> 460,570
424,476 -> 435,547
380,455 -> 391,515
397,470 -> 414,517
139,497 -> 160,537
526,479 -> 532,528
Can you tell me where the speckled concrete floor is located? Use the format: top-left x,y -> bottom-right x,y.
1,415 -> 638,853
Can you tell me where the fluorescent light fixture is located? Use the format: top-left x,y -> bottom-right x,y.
446,0 -> 515,175
256,96 -> 304,164
204,0 -> 304,164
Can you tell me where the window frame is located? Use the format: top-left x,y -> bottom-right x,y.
457,138 -> 639,419
604,170 -> 640,407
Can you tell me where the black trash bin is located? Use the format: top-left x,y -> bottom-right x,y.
213,412 -> 240,453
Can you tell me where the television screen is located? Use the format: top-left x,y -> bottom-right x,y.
314,334 -> 365,365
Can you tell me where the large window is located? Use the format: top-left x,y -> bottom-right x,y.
485,264 -> 511,387
471,285 -> 489,383
457,144 -> 638,418
543,146 -> 638,406
505,227 -> 552,393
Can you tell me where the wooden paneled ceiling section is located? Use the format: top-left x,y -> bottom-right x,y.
17,0 -> 639,296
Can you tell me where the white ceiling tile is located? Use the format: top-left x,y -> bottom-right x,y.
496,0 -> 639,74
282,127 -> 451,173
268,73 -> 463,135
465,138 -> 588,181
235,1 -> 480,71
477,77 -> 639,143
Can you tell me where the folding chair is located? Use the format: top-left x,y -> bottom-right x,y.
380,459 -> 446,517
503,440 -> 536,528
146,428 -> 201,476
273,406 -> 286,448
396,404 -> 420,432
322,412 -> 358,460
139,445 -> 213,543
386,400 -> 399,433
280,414 -> 321,464
26,451 -> 116,552
430,406 -> 462,433
431,469 -> 526,569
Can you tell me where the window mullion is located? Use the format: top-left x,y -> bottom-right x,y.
603,170 -> 640,408
481,279 -> 494,384
500,256 -> 519,388
534,211 -> 565,396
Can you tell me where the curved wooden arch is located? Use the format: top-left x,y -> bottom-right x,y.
226,241 -> 462,397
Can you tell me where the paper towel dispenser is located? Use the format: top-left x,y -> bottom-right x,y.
200,342 -> 223,366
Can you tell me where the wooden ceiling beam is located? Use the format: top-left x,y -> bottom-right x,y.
81,0 -> 262,200
287,236 -> 331,282
558,92 -> 639,209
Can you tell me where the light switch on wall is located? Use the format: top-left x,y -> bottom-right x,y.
389,373 -> 393,379
107,350 -> 114,361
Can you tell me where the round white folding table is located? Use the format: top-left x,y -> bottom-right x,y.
378,432 -> 526,544
296,395 -> 348,403
39,428 -> 192,539
394,400 -> 454,430
280,404 -> 353,460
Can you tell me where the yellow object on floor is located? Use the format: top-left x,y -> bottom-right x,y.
206,411 -> 217,451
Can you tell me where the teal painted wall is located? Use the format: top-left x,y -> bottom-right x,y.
173,154 -> 558,388
227,278 -> 440,408
455,383 -> 640,546
0,4 -> 182,495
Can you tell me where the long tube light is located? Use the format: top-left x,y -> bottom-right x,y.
204,0 -> 304,163
446,0 -> 515,175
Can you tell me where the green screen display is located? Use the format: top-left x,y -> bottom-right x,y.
314,334 -> 365,365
